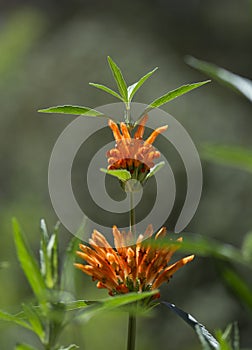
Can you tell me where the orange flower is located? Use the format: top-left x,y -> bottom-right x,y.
75,226 -> 194,297
106,116 -> 168,183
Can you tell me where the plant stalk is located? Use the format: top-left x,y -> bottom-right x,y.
127,313 -> 136,350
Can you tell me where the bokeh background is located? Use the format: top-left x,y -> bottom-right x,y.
0,0 -> 252,349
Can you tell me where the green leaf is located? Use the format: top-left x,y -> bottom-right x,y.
89,83 -> 124,101
47,223 -> 59,288
15,344 -> 38,350
201,144 -> 252,173
0,309 -> 32,330
40,220 -> 59,289
65,300 -> 88,311
100,168 -> 131,181
38,105 -> 104,117
220,266 -> 252,310
12,218 -> 47,301
127,67 -> 158,101
148,234 -> 250,268
185,55 -> 252,103
72,290 -> 158,321
107,56 -> 128,101
145,161 -> 165,181
39,220 -> 51,287
163,302 -> 219,349
144,80 -> 210,113
22,304 -> 45,342
58,345 -> 79,350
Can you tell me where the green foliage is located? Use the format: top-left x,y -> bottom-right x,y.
214,323 -> 240,350
1,220 -> 161,349
60,235 -> 80,292
38,57 -> 209,123
219,265 -> 252,311
107,56 -> 128,101
12,218 -> 47,302
40,220 -> 59,289
201,144 -> 252,173
100,168 -> 132,181
186,56 -> 252,103
15,344 -> 38,350
163,302 -> 219,349
38,105 -> 104,117
142,80 -> 210,114
89,82 -> 124,101
145,161 -> 165,180
22,303 -> 45,342
0,310 -> 32,330
127,67 -> 158,102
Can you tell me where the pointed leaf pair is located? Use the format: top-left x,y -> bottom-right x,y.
91,59 -> 158,103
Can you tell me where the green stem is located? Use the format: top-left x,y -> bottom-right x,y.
127,314 -> 136,350
125,102 -> 131,125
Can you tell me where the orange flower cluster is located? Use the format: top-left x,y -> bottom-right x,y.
106,116 -> 167,182
75,226 -> 194,297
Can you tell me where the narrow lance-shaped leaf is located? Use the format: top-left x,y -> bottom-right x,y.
12,218 -> 47,301
127,67 -> 158,101
71,290 -> 158,322
149,234 -> 250,268
186,55 -> 252,103
38,105 -> 104,117
39,219 -> 51,287
201,144 -> 252,173
107,56 -> 128,101
22,304 -> 45,342
100,168 -> 131,182
143,80 -> 210,115
162,302 -> 219,349
0,309 -> 32,330
89,83 -> 124,101
219,265 -> 252,310
145,161 -> 165,181
47,222 -> 60,288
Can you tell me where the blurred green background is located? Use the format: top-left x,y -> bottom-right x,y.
0,1 -> 252,349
